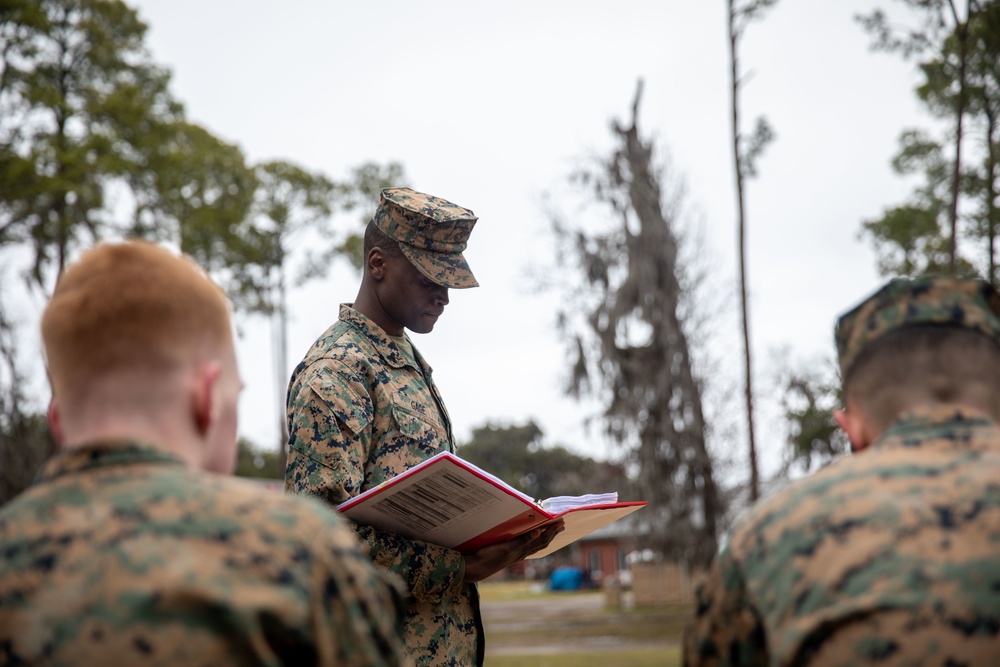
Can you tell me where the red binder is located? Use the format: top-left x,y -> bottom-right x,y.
337,451 -> 646,558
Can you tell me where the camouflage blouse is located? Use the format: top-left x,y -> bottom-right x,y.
684,404 -> 1000,666
0,440 -> 406,666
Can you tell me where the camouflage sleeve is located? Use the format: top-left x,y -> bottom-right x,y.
286,369 -> 466,604
683,548 -> 768,667
310,511 -> 409,667
286,367 -> 375,505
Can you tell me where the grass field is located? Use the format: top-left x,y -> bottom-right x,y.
479,580 -> 689,666
486,647 -> 680,667
479,580 -> 554,602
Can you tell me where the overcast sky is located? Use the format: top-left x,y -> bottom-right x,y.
111,1 -> 932,476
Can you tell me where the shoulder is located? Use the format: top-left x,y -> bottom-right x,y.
299,319 -> 374,369
292,316 -> 387,390
288,357 -> 377,435
723,456 -> 864,563
204,474 -> 354,536
300,307 -> 391,366
724,436 -> 988,582
290,323 -> 380,402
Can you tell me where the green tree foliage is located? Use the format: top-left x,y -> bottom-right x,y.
0,0 -> 365,301
780,363 -> 849,474
810,1 -> 1000,476
0,0 -> 265,488
961,4 -> 1000,280
298,161 -> 408,279
0,411 -> 53,506
0,0 -> 410,480
0,304 -> 54,506
458,420 -> 629,501
860,127 -> 961,275
0,0 -> 269,302
234,160 -> 336,313
858,0 -> 1000,280
130,121 -> 258,295
239,159 -> 405,468
337,161 -> 408,269
234,437 -> 282,480
239,159 -> 335,470
459,420 -> 544,492
547,83 -> 722,566
0,0 -> 187,289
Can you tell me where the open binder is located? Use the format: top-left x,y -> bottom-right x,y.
337,451 -> 646,558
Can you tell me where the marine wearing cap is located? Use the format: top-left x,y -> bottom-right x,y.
685,275 -> 1000,665
287,186 -> 524,665
372,187 -> 479,289
835,276 -> 1000,381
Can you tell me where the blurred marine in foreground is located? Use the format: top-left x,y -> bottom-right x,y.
0,241 -> 407,666
685,276 -> 1000,666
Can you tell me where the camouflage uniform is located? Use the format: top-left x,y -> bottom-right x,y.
0,440 -> 408,666
684,277 -> 1000,666
286,188 -> 483,667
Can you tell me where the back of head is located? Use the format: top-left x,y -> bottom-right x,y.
835,276 -> 1000,429
844,326 -> 1000,430
42,241 -> 232,411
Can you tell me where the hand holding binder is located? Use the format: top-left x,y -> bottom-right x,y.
462,520 -> 566,582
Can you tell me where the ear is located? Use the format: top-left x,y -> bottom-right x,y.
191,361 -> 222,437
834,407 -> 872,453
47,398 -> 64,445
367,248 -> 387,281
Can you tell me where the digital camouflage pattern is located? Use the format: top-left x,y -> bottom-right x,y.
686,276 -> 1000,665
0,440 -> 408,667
684,404 -> 1000,666
373,187 -> 479,290
835,276 -> 1000,380
286,304 -> 483,667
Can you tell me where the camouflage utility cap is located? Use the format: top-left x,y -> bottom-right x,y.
373,187 -> 479,289
835,276 -> 1000,379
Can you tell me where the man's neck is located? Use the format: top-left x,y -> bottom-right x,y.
61,416 -> 204,471
352,284 -> 403,336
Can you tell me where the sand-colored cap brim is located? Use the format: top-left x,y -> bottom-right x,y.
400,244 -> 479,289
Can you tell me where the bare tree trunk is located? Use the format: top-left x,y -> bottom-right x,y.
987,107 -> 998,285
616,82 -> 720,563
947,0 -> 972,274
553,80 -> 723,563
54,34 -> 71,288
728,0 -> 760,503
274,264 -> 290,475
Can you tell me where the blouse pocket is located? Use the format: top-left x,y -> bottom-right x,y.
388,400 -> 449,459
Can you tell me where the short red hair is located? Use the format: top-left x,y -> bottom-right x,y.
41,241 -> 232,403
